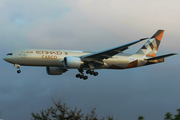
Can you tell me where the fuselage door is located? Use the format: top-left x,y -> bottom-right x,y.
21,52 -> 26,58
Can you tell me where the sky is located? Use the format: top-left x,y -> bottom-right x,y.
0,0 -> 180,120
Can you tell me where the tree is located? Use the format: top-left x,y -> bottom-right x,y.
138,116 -> 145,120
172,109 -> 180,120
164,112 -> 173,120
164,108 -> 180,120
31,100 -> 113,120
177,109 -> 180,114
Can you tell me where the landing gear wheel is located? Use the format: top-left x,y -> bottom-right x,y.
80,75 -> 84,79
76,74 -> 81,78
17,70 -> 21,74
76,69 -> 89,80
90,71 -> 94,75
93,72 -> 98,76
86,70 -> 91,74
83,76 -> 88,80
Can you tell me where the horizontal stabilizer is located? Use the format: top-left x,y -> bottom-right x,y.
146,53 -> 177,60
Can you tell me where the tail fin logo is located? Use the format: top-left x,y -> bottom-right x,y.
151,30 -> 164,41
136,30 -> 164,58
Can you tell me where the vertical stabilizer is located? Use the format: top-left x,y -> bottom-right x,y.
136,30 -> 164,57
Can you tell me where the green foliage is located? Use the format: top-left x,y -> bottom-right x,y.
31,102 -> 180,120
138,116 -> 145,120
171,109 -> 180,120
164,112 -> 173,120
164,109 -> 180,120
31,101 -> 113,120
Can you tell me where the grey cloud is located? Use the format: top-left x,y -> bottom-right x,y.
68,0 -> 180,51
1,57 -> 180,120
27,17 -> 124,51
0,0 -> 180,120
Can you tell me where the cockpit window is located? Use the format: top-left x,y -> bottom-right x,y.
6,53 -> 13,55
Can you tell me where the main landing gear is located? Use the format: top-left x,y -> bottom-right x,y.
76,74 -> 88,80
14,64 -> 21,74
86,70 -> 98,76
76,69 -> 98,80
76,69 -> 88,80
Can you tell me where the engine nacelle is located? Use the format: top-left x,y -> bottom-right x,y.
46,67 -> 67,75
63,56 -> 83,68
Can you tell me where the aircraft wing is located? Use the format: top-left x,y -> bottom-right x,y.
81,38 -> 149,62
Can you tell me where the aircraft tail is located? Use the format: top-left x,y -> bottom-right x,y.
136,30 -> 164,57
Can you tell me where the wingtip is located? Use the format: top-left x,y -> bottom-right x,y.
172,53 -> 178,55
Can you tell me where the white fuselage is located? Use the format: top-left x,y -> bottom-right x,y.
3,49 -> 131,69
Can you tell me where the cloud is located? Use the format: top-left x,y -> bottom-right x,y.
0,1 -> 180,120
27,17 -> 123,51
0,1 -> 4,7
27,0 -> 180,51
73,0 -> 180,35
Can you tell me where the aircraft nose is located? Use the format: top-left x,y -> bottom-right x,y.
3,56 -> 7,61
3,52 -> 14,62
3,56 -> 9,62
3,55 -> 13,63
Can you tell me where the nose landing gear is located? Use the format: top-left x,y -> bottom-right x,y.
17,70 -> 21,74
14,64 -> 21,74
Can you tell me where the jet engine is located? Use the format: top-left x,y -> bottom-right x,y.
46,67 -> 67,75
63,56 -> 84,68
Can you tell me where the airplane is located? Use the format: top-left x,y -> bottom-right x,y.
3,30 -> 177,80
